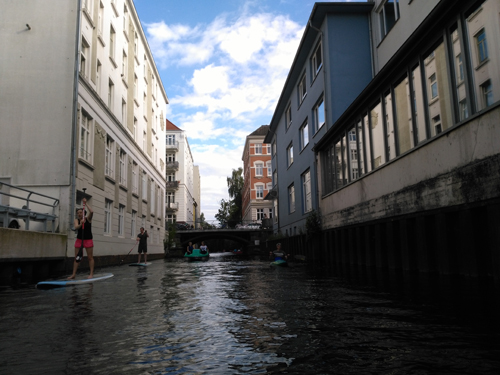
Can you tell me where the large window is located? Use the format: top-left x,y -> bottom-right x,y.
118,204 -> 125,236
288,184 -> 295,213
302,170 -> 312,213
104,199 -> 112,235
256,185 -> 264,199
314,98 -> 325,133
254,144 -> 262,154
300,121 -> 309,150
255,162 -> 263,177
119,149 -> 127,186
287,143 -> 294,167
132,162 -> 138,195
109,25 -> 116,60
311,41 -> 322,80
298,74 -> 307,105
131,210 -> 137,238
285,105 -> 292,129
79,110 -> 93,163
379,0 -> 400,38
105,136 -> 115,178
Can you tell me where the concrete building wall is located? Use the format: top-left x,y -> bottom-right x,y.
0,0 -> 168,263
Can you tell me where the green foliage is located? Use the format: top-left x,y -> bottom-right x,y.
305,210 -> 321,234
164,222 -> 177,251
216,168 -> 244,227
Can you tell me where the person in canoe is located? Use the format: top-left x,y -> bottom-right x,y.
269,243 -> 289,261
186,242 -> 194,255
200,241 -> 208,255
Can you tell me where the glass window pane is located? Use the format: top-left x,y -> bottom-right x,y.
356,120 -> 365,176
424,42 -> 453,137
370,102 -> 386,169
341,134 -> 348,185
465,0 -> 499,111
347,127 -> 358,180
412,65 -> 427,144
450,25 -> 469,121
334,140 -> 343,188
363,115 -> 372,173
384,92 -> 396,160
394,76 -> 414,153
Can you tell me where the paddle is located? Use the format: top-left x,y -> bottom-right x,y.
75,189 -> 86,263
120,240 -> 139,265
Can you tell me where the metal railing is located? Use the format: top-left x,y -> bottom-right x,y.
0,181 -> 59,232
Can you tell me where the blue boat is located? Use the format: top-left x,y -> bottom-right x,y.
184,248 -> 209,261
270,252 -> 288,267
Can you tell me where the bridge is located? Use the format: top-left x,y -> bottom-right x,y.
172,227 -> 273,256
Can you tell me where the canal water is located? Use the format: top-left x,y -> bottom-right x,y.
1,253 -> 499,374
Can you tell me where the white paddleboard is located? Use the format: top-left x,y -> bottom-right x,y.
129,262 -> 151,267
36,273 -> 114,288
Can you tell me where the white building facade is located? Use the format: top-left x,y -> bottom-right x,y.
165,120 -> 200,228
0,0 -> 168,259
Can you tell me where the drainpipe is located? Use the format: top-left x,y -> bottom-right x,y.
308,20 -> 326,217
70,0 -> 82,231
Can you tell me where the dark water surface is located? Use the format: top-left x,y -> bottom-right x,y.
1,254 -> 499,374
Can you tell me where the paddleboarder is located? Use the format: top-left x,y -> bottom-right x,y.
136,227 -> 149,264
69,198 -> 94,279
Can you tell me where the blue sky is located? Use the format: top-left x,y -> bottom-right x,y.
132,0 -> 324,221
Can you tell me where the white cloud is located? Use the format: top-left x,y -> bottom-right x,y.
144,7 -> 304,221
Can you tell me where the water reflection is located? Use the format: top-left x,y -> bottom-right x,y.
0,255 -> 499,374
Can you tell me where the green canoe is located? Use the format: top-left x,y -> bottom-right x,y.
184,248 -> 210,261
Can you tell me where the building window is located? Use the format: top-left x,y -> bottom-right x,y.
481,80 -> 493,108
98,2 -> 104,38
105,136 -> 115,178
257,208 -> 264,220
134,32 -> 138,56
272,141 -> 276,155
287,143 -> 294,167
108,79 -> 114,110
298,74 -> 307,105
118,204 -> 125,236
314,98 -> 325,132
256,185 -> 264,199
266,161 -> 272,177
133,117 -> 137,141
104,199 -> 112,235
379,0 -> 400,38
131,210 -> 137,238
433,115 -> 442,135
311,41 -> 322,80
475,29 -> 488,64
96,60 -> 102,95
79,110 -> 93,163
150,181 -> 155,215
122,50 -> 127,81
255,162 -> 263,177
132,162 -> 138,195
121,99 -> 127,126
302,170 -> 312,213
109,25 -> 116,60
288,184 -> 295,213
300,121 -> 309,150
254,144 -> 262,154
142,131 -> 146,151
265,145 -> 271,154
142,172 -> 147,200
285,105 -> 292,129
429,73 -> 438,99
80,37 -> 90,78
119,150 -> 127,186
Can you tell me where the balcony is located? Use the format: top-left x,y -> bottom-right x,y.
166,181 -> 179,190
166,140 -> 179,151
165,202 -> 179,212
165,161 -> 179,171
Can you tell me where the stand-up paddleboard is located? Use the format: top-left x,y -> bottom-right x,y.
36,273 -> 114,289
128,262 -> 151,267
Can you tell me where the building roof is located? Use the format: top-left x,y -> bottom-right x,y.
166,119 -> 182,131
249,125 -> 270,137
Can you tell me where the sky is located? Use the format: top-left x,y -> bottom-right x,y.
131,0 -> 330,222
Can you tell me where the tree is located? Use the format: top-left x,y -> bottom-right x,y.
226,167 -> 243,225
215,199 -> 232,226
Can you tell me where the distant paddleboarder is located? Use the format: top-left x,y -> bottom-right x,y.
136,227 -> 149,264
69,198 -> 94,280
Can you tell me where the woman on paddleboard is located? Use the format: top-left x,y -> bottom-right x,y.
69,198 -> 94,279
